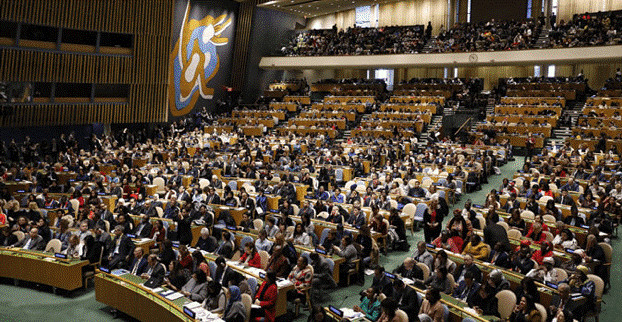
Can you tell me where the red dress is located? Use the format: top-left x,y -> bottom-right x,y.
255,282 -> 277,322
240,252 -> 262,268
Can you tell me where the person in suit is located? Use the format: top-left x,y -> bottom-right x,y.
174,207 -> 193,246
0,226 -> 18,247
213,256 -> 233,286
548,283 -> 577,322
180,269 -> 209,302
453,271 -> 481,306
140,254 -> 166,286
483,217 -> 510,252
392,278 -> 420,322
108,225 -> 136,269
488,242 -> 510,268
556,189 -> 576,207
392,257 -> 424,281
132,214 -> 153,238
129,247 -> 148,276
453,254 -> 482,283
94,225 -> 113,260
215,231 -> 234,259
12,227 -> 46,251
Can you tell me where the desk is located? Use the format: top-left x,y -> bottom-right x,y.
95,272 -> 197,322
226,229 -> 345,284
0,248 -> 88,291
284,96 -> 311,104
500,97 -> 565,107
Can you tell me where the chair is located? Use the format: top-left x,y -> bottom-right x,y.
259,250 -> 270,270
286,226 -> 295,236
241,293 -> 252,322
346,259 -> 360,285
231,249 -> 241,261
344,181 -> 355,191
45,239 -> 62,253
477,216 -> 486,230
539,196 -> 553,204
389,200 -> 398,210
198,178 -> 210,189
239,236 -> 254,251
442,304 -> 449,322
83,246 -> 104,289
69,199 -> 80,216
335,169 -> 343,182
552,268 -> 568,282
599,242 -> 612,289
413,203 -> 428,233
497,221 -> 509,232
586,274 -> 604,321
319,228 -> 331,245
317,211 -> 329,220
378,293 -> 387,302
153,177 -> 166,194
421,177 -> 433,189
395,309 -> 408,322
155,206 -> 164,218
446,273 -> 456,293
253,219 -> 264,230
208,261 -> 217,280
542,214 -> 557,225
507,229 -> 522,240
520,210 -> 535,220
247,277 -> 257,298
228,180 -> 237,191
292,204 -> 300,216
543,231 -> 554,243
416,262 -> 430,280
496,290 -> 517,320
534,303 -> 547,322
13,231 -> 25,242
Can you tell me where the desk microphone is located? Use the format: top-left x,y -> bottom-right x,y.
338,295 -> 350,308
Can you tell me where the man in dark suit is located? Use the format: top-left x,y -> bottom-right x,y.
215,231 -> 234,259
141,254 -> 166,286
132,214 -> 153,238
213,256 -> 233,286
13,227 -> 46,251
108,225 -> 136,269
128,247 -> 148,276
453,271 -> 481,306
392,278 -> 420,322
555,189 -> 576,207
453,254 -> 482,283
483,217 -> 510,252
548,282 -> 577,321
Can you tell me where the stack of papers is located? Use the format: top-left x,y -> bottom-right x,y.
112,269 -> 129,276
276,279 -> 293,288
341,308 -> 364,319
165,292 -> 185,300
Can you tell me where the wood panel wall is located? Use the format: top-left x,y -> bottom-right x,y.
0,0 -> 173,127
231,0 -> 259,90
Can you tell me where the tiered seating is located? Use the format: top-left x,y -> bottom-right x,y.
570,89 -> 622,151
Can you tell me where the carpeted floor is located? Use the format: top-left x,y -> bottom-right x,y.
1,156 -> 620,321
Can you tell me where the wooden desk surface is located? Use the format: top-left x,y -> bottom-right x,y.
95,272 -> 197,322
0,248 -> 88,291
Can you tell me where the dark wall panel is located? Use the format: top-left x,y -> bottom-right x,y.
471,0 -> 528,23
168,0 -> 238,117
243,8 -> 305,103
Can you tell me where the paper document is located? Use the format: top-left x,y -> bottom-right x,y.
166,292 -> 185,300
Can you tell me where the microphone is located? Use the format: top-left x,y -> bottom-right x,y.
338,295 -> 350,308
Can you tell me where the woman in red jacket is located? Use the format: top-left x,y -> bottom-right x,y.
239,242 -> 262,268
254,271 -> 278,322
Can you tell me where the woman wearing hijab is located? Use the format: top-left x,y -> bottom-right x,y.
223,285 -> 247,322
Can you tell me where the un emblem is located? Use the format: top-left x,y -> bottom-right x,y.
168,2 -> 231,116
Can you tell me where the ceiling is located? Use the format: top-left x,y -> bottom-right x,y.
257,0 -> 399,19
